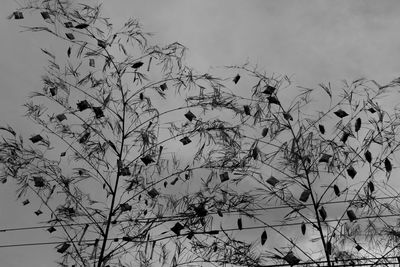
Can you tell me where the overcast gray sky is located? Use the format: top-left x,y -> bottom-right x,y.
1,1 -> 400,266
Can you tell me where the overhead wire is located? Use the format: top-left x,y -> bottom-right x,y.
1,194 -> 400,234
1,210 -> 400,249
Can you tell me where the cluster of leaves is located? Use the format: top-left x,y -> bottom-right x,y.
3,1 -> 400,267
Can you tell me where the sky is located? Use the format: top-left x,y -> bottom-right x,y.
1,0 -> 400,266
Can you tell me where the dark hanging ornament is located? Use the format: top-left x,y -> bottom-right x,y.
208,230 -> 219,235
187,232 -> 194,240
56,114 -> 67,122
65,33 -> 75,40
261,230 -> 267,245
365,150 -> 372,163
148,188 -> 159,198
79,132 -> 90,144
368,108 -> 376,113
47,226 -> 56,233
33,176 -> 45,187
171,222 -> 184,235
283,252 -> 300,266
283,112 -> 293,121
319,206 -> 327,221
299,190 -> 311,202
49,87 -> 57,96
266,176 -> 279,186
64,22 -> 73,28
384,158 -> 392,173
267,96 -> 280,105
75,23 -> 89,29
132,61 -> 144,69
326,241 -> 332,255
160,83 -> 168,91
261,128 -> 269,137
355,244 -> 362,251
119,167 -> 131,176
334,109 -> 348,118
98,40 -> 107,49
262,85 -> 276,95
89,58 -> 95,67
170,177 -> 179,185
67,46 -> 71,57
237,218 -> 243,230
318,124 -> 325,134
355,117 -> 361,132
252,146 -> 259,160
217,210 -> 223,217
34,210 -> 43,216
243,105 -> 251,116
233,74 -> 240,84
179,137 -> 192,145
319,153 -> 331,163
122,236 -> 134,242
92,107 -> 104,118
194,205 -> 208,217
301,222 -> 306,235
219,172 -> 229,183
347,166 -> 357,179
341,132 -> 350,143
14,11 -> 24,19
77,100 -> 90,111
184,110 -> 196,122
57,243 -> 70,254
40,11 -> 50,20
368,181 -> 374,193
120,203 -> 132,212
333,185 -> 340,197
30,134 -> 43,143
347,210 -> 357,222
141,155 -> 154,166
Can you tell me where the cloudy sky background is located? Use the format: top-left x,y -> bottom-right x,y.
1,0 -> 400,266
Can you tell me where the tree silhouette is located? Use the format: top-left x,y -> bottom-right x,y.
3,1 -> 400,267
215,66 -> 400,267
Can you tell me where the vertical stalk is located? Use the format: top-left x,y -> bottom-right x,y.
279,103 -> 332,267
97,53 -> 126,267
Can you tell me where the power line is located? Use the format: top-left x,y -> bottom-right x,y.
0,238 -> 399,267
0,237 -> 142,249
0,213 -> 399,250
1,195 -> 400,234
